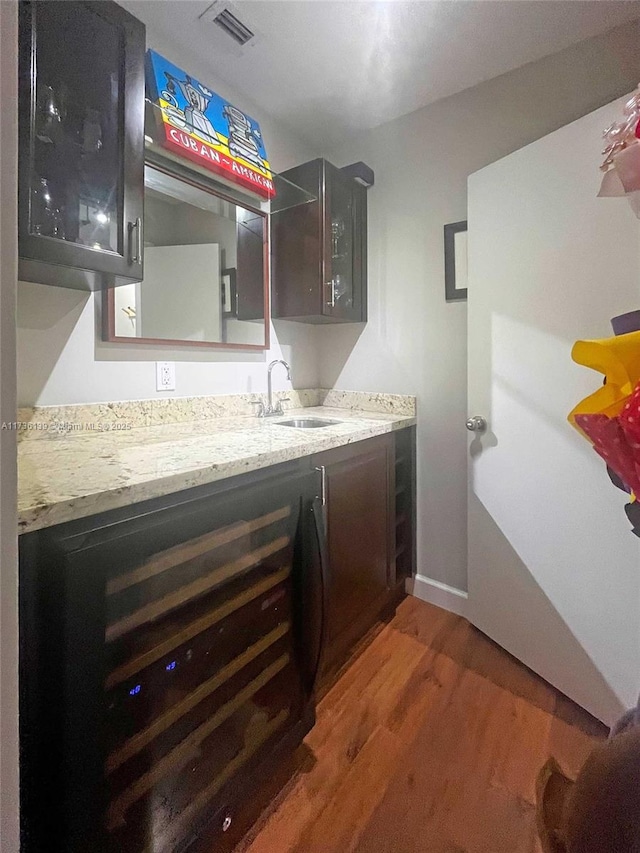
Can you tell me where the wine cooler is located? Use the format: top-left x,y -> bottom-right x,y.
20,465 -> 327,852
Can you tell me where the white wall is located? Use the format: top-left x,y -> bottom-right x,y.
17,16 -> 321,406
320,21 -> 640,593
0,3 -> 19,850
17,279 -> 320,404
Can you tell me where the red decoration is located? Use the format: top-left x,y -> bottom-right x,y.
620,382 -> 640,445
575,379 -> 640,496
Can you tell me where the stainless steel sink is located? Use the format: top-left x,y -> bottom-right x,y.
274,418 -> 342,429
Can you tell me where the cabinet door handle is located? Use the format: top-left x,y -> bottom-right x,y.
326,280 -> 335,308
128,217 -> 142,265
315,465 -> 326,506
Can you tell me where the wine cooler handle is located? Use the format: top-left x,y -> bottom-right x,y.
310,496 -> 330,692
128,217 -> 142,265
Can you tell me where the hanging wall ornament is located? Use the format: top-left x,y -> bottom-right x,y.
598,86 -> 640,217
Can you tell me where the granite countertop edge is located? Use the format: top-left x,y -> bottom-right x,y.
18,405 -> 416,535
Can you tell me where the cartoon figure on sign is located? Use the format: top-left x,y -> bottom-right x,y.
222,104 -> 264,170
146,49 -> 275,198
163,70 -> 220,145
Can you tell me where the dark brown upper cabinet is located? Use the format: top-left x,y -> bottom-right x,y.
18,1 -> 146,291
271,158 -> 370,324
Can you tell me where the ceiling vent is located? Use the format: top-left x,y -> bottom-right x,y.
212,8 -> 254,45
199,2 -> 261,50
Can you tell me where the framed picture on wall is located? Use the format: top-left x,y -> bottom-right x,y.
444,220 -> 468,302
221,268 -> 237,317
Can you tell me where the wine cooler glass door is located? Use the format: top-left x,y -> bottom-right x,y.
21,468 -> 323,853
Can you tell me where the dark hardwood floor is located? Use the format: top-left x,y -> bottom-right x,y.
234,596 -> 607,853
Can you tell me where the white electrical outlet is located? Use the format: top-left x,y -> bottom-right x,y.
156,362 -> 176,392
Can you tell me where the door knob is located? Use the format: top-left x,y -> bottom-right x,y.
466,416 -> 487,432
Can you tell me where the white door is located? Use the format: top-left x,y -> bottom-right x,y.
467,98 -> 640,726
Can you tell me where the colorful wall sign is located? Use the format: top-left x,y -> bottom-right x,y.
145,50 -> 275,199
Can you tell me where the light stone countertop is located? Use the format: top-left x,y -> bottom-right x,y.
18,404 -> 416,534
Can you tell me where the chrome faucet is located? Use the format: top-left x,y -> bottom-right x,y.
253,359 -> 291,417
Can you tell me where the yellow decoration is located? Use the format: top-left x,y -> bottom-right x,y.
568,330 -> 640,433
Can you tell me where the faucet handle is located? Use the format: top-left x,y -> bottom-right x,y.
251,400 -> 266,418
274,397 -> 290,415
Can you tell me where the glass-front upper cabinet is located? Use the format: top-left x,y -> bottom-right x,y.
326,160 -> 356,316
18,1 -> 145,290
271,158 -> 370,324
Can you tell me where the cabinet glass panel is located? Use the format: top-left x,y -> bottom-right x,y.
328,171 -> 354,311
29,2 -> 123,252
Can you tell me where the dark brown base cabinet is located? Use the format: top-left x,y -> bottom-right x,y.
394,426 -> 417,592
314,429 -> 416,682
314,435 -> 394,675
19,431 -> 414,852
271,158 -> 369,324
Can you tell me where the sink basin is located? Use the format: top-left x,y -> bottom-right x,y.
275,418 -> 342,429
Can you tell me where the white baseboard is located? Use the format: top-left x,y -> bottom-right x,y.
406,574 -> 469,618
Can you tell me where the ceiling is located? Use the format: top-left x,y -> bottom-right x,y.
120,0 -> 640,150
